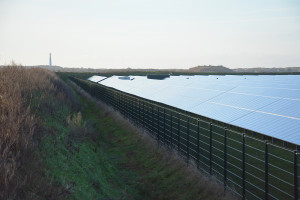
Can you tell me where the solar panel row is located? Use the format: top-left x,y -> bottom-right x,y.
87,75 -> 107,83
90,75 -> 300,145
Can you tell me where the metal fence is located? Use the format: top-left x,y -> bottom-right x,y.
70,77 -> 299,200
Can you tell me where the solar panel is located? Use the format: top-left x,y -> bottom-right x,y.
98,75 -> 300,145
87,75 -> 107,83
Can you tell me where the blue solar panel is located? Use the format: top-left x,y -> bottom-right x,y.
88,75 -> 107,83
187,101 -> 252,123
258,99 -> 300,119
230,112 -> 300,144
207,93 -> 278,111
98,75 -> 300,145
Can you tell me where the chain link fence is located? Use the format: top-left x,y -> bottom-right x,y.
70,77 -> 299,200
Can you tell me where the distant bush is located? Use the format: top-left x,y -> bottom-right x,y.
0,66 -> 77,199
147,74 -> 170,80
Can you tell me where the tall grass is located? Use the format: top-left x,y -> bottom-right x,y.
0,66 -> 77,199
69,80 -> 236,200
0,66 -> 237,199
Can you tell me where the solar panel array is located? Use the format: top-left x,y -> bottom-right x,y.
94,75 -> 300,145
87,75 -> 107,83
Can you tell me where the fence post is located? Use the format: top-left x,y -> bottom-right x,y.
224,128 -> 227,192
151,104 -> 154,134
119,94 -> 122,113
110,91 -> 113,106
109,90 -> 112,105
116,93 -> 119,110
111,91 -> 113,107
134,99 -> 136,121
121,94 -> 124,114
115,93 -> 118,109
131,98 -> 133,120
170,112 -> 173,147
130,98 -> 133,120
110,92 -> 113,107
138,100 -> 141,125
112,92 -> 115,108
131,98 -> 134,121
110,90 -> 112,105
128,96 -> 130,117
136,99 -> 138,122
118,94 -> 121,113
265,141 -> 269,200
110,90 -> 113,106
163,108 -> 166,145
107,89 -> 109,104
242,133 -> 246,200
187,117 -> 190,164
142,101 -> 145,129
178,112 -> 181,151
197,119 -> 200,169
135,99 -> 138,123
127,96 -> 129,117
122,95 -> 125,115
117,93 -> 119,109
124,95 -> 126,115
209,123 -> 212,175
102,87 -> 105,101
115,93 -> 117,109
100,87 -> 103,101
294,150 -> 298,200
157,107 -> 160,143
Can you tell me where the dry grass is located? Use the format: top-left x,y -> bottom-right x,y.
0,66 -> 77,199
69,80 -> 237,200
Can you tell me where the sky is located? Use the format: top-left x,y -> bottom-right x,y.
0,0 -> 300,69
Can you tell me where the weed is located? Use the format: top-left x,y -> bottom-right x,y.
69,80 -> 236,200
0,66 -> 77,199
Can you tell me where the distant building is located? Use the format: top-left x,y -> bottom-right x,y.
49,53 -> 52,67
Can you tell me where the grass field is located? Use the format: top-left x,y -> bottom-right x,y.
0,66 -> 234,199
0,66 -> 78,199
2,68 -> 298,199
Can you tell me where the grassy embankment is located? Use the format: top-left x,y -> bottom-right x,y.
0,66 -> 232,199
58,81 -> 233,199
0,66 -> 78,199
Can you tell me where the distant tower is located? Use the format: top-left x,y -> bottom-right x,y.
49,53 -> 52,67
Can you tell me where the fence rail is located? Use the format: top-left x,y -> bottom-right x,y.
70,77 -> 299,200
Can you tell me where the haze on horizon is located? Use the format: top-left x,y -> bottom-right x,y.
0,0 -> 299,69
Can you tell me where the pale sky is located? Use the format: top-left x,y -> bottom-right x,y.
0,0 -> 300,69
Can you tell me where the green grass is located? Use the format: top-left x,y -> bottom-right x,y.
40,96 -> 138,199
38,79 -> 229,199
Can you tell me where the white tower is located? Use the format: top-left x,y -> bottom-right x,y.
49,53 -> 52,67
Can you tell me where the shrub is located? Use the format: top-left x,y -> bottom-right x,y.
0,66 -> 77,199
